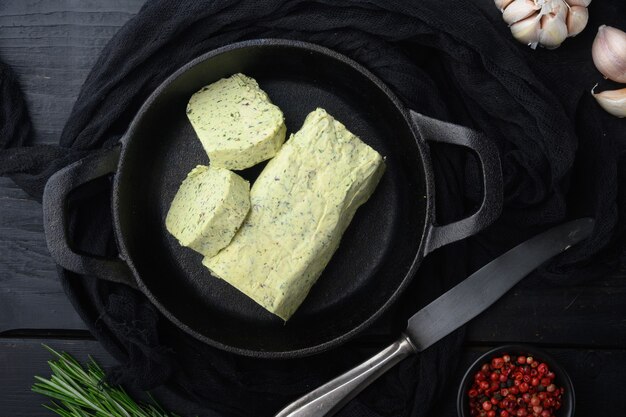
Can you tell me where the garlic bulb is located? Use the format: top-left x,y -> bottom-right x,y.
539,13 -> 569,49
592,87 -> 626,118
566,6 -> 589,37
495,0 -> 514,11
511,15 -> 541,46
592,25 -> 626,83
495,0 -> 592,49
503,0 -> 540,25
565,0 -> 591,6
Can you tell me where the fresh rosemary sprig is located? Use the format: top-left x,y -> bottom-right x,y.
32,345 -> 182,417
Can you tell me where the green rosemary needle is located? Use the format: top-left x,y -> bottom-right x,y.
32,345 -> 183,417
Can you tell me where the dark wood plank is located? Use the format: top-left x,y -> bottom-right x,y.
467,273 -> 626,347
0,338 -> 211,417
2,339 -> 625,417
0,0 -> 145,144
0,0 -> 145,333
0,178 -> 87,332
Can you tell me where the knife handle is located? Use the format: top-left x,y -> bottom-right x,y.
274,335 -> 416,417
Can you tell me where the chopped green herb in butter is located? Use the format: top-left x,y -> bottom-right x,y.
186,73 -> 286,170
166,165 -> 250,258
203,108 -> 385,320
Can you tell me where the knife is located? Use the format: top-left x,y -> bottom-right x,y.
275,218 -> 594,417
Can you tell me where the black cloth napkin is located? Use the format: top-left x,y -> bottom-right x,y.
1,0 -> 625,416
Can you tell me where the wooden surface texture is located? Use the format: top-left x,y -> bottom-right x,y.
0,1 -> 624,416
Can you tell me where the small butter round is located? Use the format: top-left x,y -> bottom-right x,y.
186,73 -> 286,170
165,165 -> 250,257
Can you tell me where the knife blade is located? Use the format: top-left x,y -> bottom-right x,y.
275,218 -> 594,417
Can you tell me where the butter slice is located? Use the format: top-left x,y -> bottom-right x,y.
166,165 -> 250,258
203,108 -> 385,320
186,73 -> 286,170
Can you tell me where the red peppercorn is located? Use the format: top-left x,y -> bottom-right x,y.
468,354 -> 563,417
492,357 -> 505,369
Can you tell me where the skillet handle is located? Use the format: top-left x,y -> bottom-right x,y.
410,111 -> 503,254
42,146 -> 136,287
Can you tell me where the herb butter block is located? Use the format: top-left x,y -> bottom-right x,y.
186,73 -> 286,170
203,108 -> 385,320
166,165 -> 250,258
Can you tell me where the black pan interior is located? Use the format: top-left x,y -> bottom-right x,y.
115,41 -> 428,357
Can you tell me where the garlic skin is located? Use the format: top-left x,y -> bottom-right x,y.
495,0 -> 591,49
511,15 -> 541,48
564,0 -> 591,6
495,0 -> 515,11
539,14 -> 569,49
566,6 -> 589,37
593,87 -> 626,118
503,0 -> 539,25
592,25 -> 626,83
548,1 -> 568,23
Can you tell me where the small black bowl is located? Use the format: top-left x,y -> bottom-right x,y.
457,345 -> 575,417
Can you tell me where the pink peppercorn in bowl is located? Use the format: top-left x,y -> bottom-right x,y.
457,345 -> 574,417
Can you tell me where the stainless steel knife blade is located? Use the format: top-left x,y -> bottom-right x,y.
275,218 -> 594,417
406,217 -> 595,351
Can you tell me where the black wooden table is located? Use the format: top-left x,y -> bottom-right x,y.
1,1 -> 625,416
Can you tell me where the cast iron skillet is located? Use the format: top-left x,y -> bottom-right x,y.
43,39 -> 502,358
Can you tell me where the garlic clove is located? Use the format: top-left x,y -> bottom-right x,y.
503,0 -> 540,25
592,25 -> 626,83
592,87 -> 626,118
566,6 -> 589,37
511,15 -> 542,48
565,0 -> 591,6
547,1 -> 568,23
539,13 -> 569,49
495,0 -> 515,11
